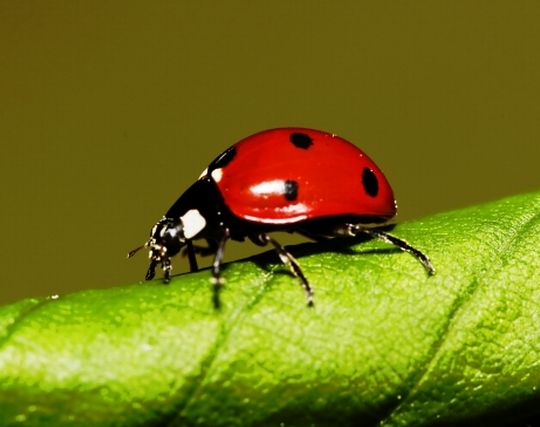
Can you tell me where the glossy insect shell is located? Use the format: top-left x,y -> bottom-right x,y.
207,128 -> 397,225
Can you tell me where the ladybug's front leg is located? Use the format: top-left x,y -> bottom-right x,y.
182,239 -> 219,272
185,241 -> 198,272
145,259 -> 158,281
162,257 -> 172,283
258,233 -> 314,307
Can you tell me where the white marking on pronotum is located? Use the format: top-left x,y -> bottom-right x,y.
181,209 -> 207,239
211,168 -> 223,183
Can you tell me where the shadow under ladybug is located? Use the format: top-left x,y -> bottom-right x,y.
128,128 -> 435,308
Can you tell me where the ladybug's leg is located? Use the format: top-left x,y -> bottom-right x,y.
342,224 -> 435,275
162,257 -> 172,283
259,233 -> 314,307
185,241 -> 198,272
211,231 -> 230,309
145,259 -> 158,281
182,239 -> 219,272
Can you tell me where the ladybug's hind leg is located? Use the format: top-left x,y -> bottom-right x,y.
340,224 -> 435,275
257,233 -> 314,307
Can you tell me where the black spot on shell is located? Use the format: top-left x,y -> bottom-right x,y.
209,146 -> 237,171
362,168 -> 378,197
290,132 -> 313,149
284,180 -> 298,201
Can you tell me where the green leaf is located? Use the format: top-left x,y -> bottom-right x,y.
0,191 -> 539,427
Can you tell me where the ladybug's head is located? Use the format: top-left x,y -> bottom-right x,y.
128,217 -> 186,283
148,217 -> 186,261
128,209 -> 208,282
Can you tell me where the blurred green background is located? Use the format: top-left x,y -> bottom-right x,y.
0,1 -> 538,305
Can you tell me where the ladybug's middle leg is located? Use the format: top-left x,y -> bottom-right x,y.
257,233 -> 314,307
210,231 -> 230,309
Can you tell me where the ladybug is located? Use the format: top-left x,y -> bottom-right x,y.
129,128 -> 434,308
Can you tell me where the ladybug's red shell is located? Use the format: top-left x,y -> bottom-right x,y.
206,128 -> 397,225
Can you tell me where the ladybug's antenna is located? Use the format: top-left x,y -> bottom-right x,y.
127,245 -> 144,259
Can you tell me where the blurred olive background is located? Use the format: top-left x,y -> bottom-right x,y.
1,1 -> 538,305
